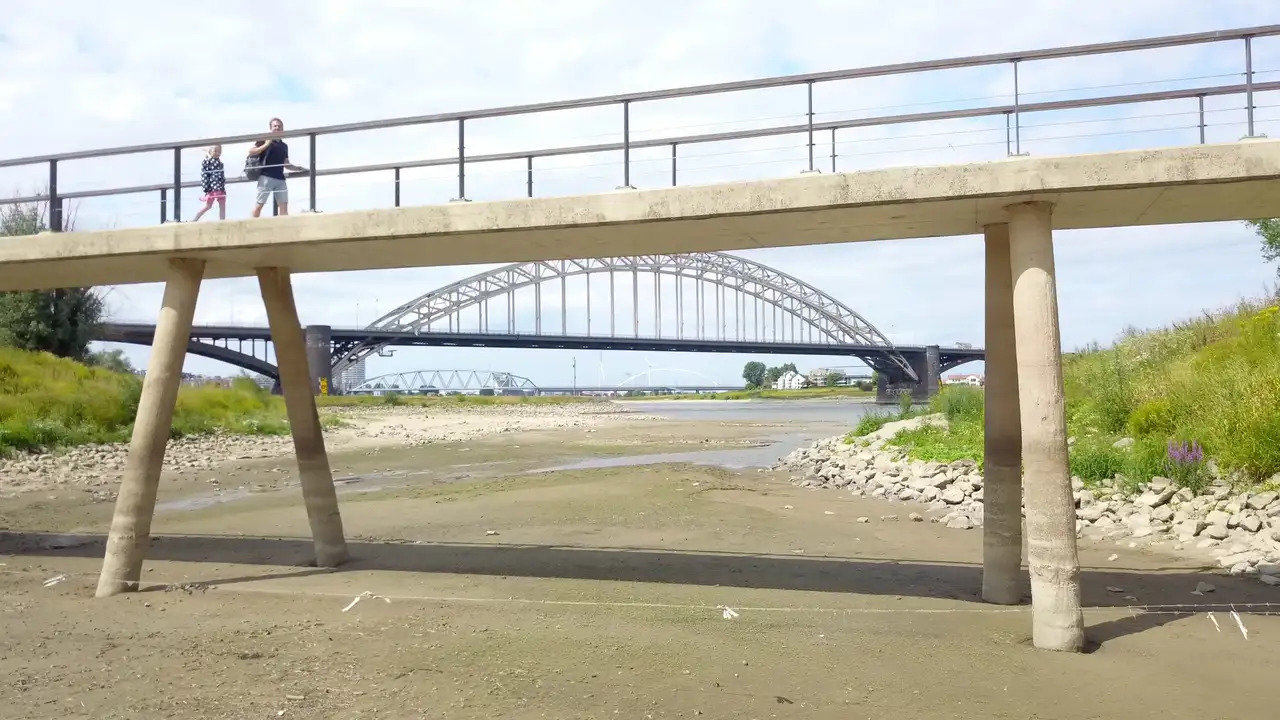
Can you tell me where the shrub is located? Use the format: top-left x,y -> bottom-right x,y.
931,385 -> 984,422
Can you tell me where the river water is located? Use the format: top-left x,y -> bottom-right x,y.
541,398 -> 884,471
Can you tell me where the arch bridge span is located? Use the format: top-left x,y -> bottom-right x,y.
332,251 -> 917,382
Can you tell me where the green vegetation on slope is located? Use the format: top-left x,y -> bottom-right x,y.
846,294 -> 1280,492
0,348 -> 290,456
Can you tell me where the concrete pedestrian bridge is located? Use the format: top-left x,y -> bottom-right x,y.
2,23 -> 1279,654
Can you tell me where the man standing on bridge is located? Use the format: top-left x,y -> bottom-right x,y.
247,117 -> 308,217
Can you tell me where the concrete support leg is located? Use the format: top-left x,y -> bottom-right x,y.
1007,202 -> 1084,652
981,223 -> 1023,605
96,258 -> 205,598
257,267 -> 349,567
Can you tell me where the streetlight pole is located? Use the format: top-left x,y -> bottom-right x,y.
572,357 -> 577,395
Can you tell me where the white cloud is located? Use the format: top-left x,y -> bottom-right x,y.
2,0 -> 1279,386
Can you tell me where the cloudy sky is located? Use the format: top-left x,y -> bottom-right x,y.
2,1 -> 1279,389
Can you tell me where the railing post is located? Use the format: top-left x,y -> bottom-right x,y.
1005,112 -> 1012,155
453,118 -> 469,201
670,143 -> 677,186
393,167 -> 401,207
159,189 -> 168,225
806,80 -> 816,172
173,147 -> 182,222
620,100 -> 634,189
1244,36 -> 1259,138
526,156 -> 533,198
308,133 -> 317,212
1012,60 -> 1025,156
47,159 -> 61,232
1198,95 -> 1206,144
830,127 -> 837,172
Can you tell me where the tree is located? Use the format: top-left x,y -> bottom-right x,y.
824,370 -> 845,387
0,197 -> 104,361
1246,219 -> 1280,275
763,362 -> 798,388
742,361 -> 767,389
86,348 -> 135,374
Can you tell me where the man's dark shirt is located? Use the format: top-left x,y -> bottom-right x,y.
254,140 -> 289,180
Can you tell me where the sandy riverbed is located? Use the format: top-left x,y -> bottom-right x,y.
1,403 -> 1277,719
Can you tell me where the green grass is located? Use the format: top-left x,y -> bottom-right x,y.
870,293 -> 1280,491
620,386 -> 874,401
0,348 -> 292,455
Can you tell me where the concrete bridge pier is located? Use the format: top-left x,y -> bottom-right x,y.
874,346 -> 941,403
304,324 -> 334,396
1003,201 -> 1083,652
258,268 -> 348,568
980,223 -> 1023,607
96,258 -> 206,597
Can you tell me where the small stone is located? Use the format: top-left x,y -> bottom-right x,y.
1205,524 -> 1230,540
945,515 -> 973,530
1107,554 -> 1119,561
1113,437 -> 1135,449
1240,515 -> 1263,533
941,487 -> 966,505
1191,581 -> 1216,594
908,512 -> 924,522
880,515 -> 899,522
1247,491 -> 1278,510
856,517 -> 869,523
1259,575 -> 1280,586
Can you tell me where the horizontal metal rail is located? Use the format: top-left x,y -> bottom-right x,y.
2,24 -> 1276,168
5,78 -> 1276,206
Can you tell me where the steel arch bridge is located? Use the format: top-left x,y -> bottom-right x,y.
346,369 -> 538,395
332,251 -> 917,382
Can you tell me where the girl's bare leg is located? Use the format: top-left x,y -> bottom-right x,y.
192,200 -> 211,222
217,198 -> 226,220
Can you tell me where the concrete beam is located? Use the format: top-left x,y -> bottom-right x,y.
3,141 -> 1280,292
96,258 -> 204,597
258,268 -> 348,568
1007,202 -> 1084,652
981,223 -> 1023,606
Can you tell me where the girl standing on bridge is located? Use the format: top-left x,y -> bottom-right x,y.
191,145 -> 227,221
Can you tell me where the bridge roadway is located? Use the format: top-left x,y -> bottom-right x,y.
96,322 -> 983,398
7,25 -> 1280,651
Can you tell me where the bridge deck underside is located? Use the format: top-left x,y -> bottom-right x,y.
2,142 -> 1280,292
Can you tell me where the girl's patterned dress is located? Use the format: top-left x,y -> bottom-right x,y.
201,157 -> 227,201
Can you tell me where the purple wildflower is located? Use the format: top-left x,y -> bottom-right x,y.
1167,440 -> 1204,465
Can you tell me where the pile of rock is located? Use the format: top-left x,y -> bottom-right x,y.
774,414 -> 1280,585
0,433 -> 293,495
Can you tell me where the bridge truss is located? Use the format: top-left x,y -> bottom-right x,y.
346,369 -> 538,395
332,251 -> 916,382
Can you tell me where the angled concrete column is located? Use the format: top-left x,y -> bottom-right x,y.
1007,202 -> 1084,652
257,267 -> 348,567
981,223 -> 1023,605
96,258 -> 205,597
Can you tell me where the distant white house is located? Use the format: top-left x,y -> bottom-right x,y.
773,370 -> 807,390
943,373 -> 984,387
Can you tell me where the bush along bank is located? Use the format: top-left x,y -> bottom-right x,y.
774,411 -> 1280,587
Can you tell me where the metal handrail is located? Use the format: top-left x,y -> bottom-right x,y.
6,78 -> 1276,206
2,24 -> 1275,229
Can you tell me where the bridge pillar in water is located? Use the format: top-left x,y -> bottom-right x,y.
1007,201 -> 1082,652
304,325 -> 333,396
875,345 -> 941,403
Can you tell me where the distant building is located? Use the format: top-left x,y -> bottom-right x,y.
774,370 -> 807,390
806,367 -> 846,387
336,357 -> 367,393
943,373 -> 984,387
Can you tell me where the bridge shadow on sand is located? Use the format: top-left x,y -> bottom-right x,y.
3,531 -> 1272,650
